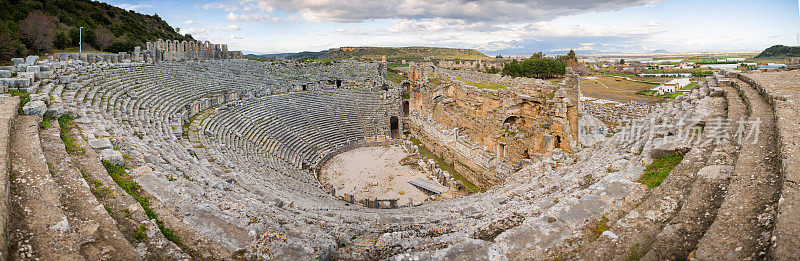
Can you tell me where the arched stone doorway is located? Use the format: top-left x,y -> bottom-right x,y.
390,116 -> 399,139
402,101 -> 409,117
503,116 -> 521,125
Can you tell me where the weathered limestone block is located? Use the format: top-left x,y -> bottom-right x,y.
89,138 -> 113,150
45,103 -> 64,118
99,149 -> 124,166
495,221 -> 571,260
25,55 -> 38,66
23,100 -> 47,116
30,93 -> 49,105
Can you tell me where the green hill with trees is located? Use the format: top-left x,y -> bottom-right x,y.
286,46 -> 489,61
755,45 -> 800,58
501,50 -> 577,79
0,0 -> 192,61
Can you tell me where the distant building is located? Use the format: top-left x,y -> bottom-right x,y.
637,73 -> 692,78
655,78 -> 691,95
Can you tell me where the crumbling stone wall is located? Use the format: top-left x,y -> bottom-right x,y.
407,66 -> 579,187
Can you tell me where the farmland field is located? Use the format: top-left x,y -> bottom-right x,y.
580,76 -> 665,102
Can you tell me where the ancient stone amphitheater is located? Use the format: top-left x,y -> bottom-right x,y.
0,53 -> 798,261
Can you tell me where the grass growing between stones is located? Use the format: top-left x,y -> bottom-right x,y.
638,155 -> 684,188
102,160 -> 182,247
39,116 -> 54,129
410,136 -> 482,193
585,215 -> 610,240
9,90 -> 29,115
58,115 -> 85,154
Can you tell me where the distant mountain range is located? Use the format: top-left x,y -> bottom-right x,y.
247,46 -> 489,61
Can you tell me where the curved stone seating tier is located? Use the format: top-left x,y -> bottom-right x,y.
40,58 -> 724,259
202,88 -> 392,171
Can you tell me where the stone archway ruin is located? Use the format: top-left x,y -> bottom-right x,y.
503,115 -> 521,125
390,116 -> 399,138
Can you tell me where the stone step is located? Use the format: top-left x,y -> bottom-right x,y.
38,118 -> 141,260
694,78 -> 783,260
0,96 -> 20,260
578,143 -> 715,260
63,119 -> 189,260
8,116 -> 83,260
640,82 -> 746,260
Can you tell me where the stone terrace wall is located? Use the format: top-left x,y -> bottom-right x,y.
406,67 -> 580,187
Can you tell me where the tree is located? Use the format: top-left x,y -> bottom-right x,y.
68,27 -> 80,46
495,54 -> 503,59
19,10 -> 57,53
94,27 -> 114,51
0,21 -> 27,61
501,56 -> 566,79
54,31 -> 70,50
619,59 -> 626,65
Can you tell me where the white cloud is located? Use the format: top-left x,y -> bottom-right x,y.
479,41 -> 522,51
644,20 -> 661,26
182,28 -> 209,36
181,20 -> 200,25
114,3 -> 153,11
227,12 -> 271,22
208,0 -> 661,23
202,3 -> 240,12
182,24 -> 241,36
215,24 -> 241,31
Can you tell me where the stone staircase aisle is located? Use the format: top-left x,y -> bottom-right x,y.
640,79 -> 745,260
0,97 -> 20,260
694,76 -> 784,260
576,78 -> 730,260
38,118 -> 141,260
7,115 -> 84,260
62,116 -> 189,260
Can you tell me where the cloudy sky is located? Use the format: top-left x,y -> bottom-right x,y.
106,0 -> 800,55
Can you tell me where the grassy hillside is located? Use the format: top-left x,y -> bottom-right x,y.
755,45 -> 800,58
0,0 -> 192,61
286,46 -> 489,61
